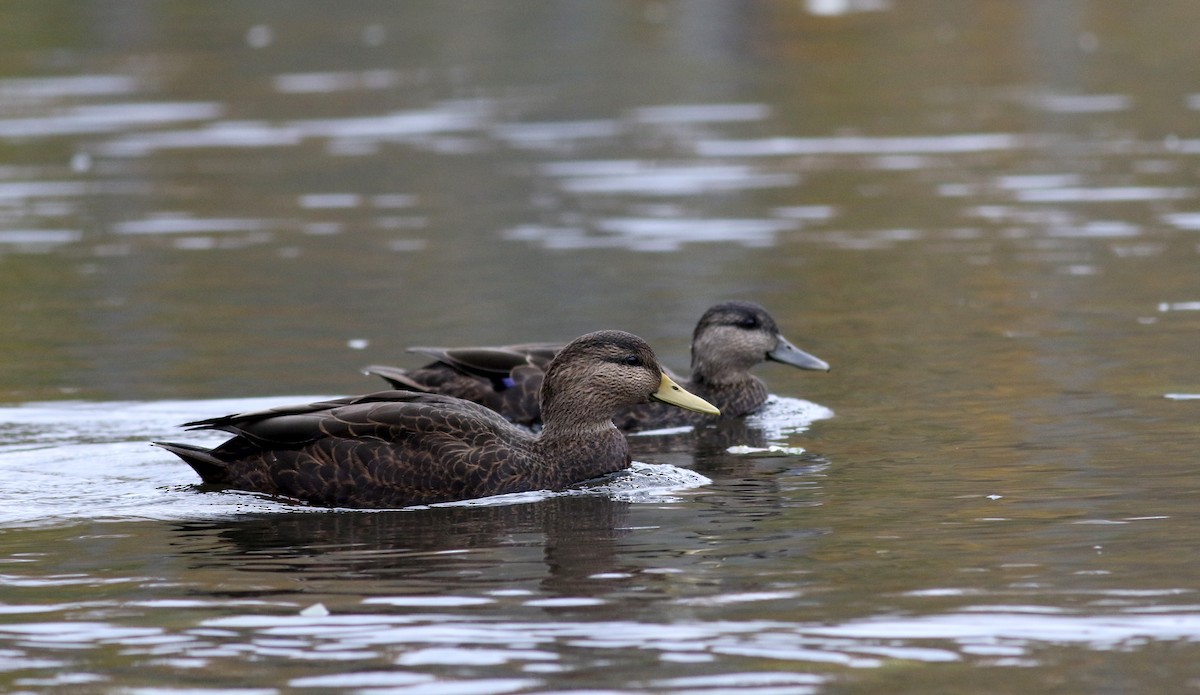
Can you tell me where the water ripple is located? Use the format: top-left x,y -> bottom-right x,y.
292,104 -> 489,140
491,120 -> 623,149
1161,212 -> 1200,230
185,605 -> 1200,670
111,215 -> 273,235
542,161 -> 796,196
0,181 -> 90,200
0,74 -> 140,100
97,121 -> 306,157
273,69 -> 404,94
1029,93 -> 1132,114
504,217 -> 797,252
631,103 -> 771,124
0,102 -> 222,139
696,133 -> 1026,157
0,230 -> 81,249
1015,186 -> 1192,203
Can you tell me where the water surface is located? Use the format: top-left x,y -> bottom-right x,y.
2,2 -> 1200,693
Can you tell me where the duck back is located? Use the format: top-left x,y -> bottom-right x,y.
159,392 -> 544,508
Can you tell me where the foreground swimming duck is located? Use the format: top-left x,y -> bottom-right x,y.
155,331 -> 718,508
365,301 -> 828,430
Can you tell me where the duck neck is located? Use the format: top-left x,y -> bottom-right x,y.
690,358 -> 757,388
536,364 -> 632,479
538,396 -> 622,444
535,415 -> 631,481
688,370 -> 767,417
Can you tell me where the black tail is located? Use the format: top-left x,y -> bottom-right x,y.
154,442 -> 230,484
363,365 -> 430,392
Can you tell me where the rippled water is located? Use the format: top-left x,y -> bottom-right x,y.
0,395 -> 832,526
3,2 -> 1200,693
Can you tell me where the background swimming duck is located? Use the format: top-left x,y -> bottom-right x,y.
365,301 -> 829,431
368,342 -> 559,426
155,330 -> 718,509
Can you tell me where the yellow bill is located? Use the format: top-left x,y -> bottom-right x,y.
650,373 -> 720,415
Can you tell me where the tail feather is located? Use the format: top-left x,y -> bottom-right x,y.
362,365 -> 432,392
154,441 -> 230,484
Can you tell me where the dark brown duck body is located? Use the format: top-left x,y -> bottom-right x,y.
157,331 -> 718,508
365,343 -> 555,426
366,301 -> 829,431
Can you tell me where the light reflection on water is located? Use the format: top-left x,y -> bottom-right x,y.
0,101 -> 223,139
504,217 -> 799,251
696,133 -> 1028,157
541,160 -> 798,196
3,391 -> 1196,690
3,1 -> 1200,692
0,74 -> 140,99
3,79 -> 1194,262
4,594 -> 1200,689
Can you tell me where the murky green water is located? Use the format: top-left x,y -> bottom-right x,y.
3,1 -> 1200,692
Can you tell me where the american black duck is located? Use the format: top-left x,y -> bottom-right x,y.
156,330 -> 718,509
365,301 -> 828,430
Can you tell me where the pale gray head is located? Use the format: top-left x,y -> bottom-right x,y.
690,301 -> 830,383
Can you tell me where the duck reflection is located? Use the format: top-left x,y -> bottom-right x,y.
628,415 -> 826,474
628,418 -> 772,459
170,495 -> 635,598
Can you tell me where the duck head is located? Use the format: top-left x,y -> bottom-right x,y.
690,301 -> 829,383
540,330 -> 718,426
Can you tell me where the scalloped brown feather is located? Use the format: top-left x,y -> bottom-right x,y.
158,331 -> 685,508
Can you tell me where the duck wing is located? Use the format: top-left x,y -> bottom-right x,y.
407,342 -> 561,380
364,343 -> 561,426
159,391 -> 533,507
180,391 -> 459,445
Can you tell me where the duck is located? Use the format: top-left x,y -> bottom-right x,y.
365,301 -> 828,430
366,342 -> 560,426
155,330 -> 719,509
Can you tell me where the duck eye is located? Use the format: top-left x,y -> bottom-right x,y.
737,316 -> 759,329
621,354 -> 643,367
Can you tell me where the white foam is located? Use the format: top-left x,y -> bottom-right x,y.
745,396 -> 835,440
